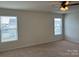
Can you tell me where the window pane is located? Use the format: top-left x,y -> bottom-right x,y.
54,18 -> 62,35
0,16 -> 18,42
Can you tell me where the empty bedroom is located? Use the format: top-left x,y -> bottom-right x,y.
0,1 -> 79,57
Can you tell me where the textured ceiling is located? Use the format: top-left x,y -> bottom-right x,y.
0,1 -> 79,13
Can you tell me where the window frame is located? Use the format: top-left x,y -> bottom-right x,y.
0,15 -> 18,43
54,17 -> 62,36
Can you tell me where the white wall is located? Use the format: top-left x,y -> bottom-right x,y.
0,9 -> 63,52
65,12 -> 79,43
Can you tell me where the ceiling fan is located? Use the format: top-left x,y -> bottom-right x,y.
60,1 -> 79,11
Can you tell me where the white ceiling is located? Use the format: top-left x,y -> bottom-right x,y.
0,1 -> 79,13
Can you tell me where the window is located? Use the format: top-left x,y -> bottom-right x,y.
0,16 -> 18,42
54,18 -> 62,35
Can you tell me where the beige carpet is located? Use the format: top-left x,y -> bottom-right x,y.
0,40 -> 79,57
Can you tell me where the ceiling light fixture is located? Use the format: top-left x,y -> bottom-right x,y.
60,1 -> 69,11
59,1 -> 79,11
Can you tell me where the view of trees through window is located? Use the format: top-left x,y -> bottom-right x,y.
54,18 -> 62,35
0,16 -> 18,42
